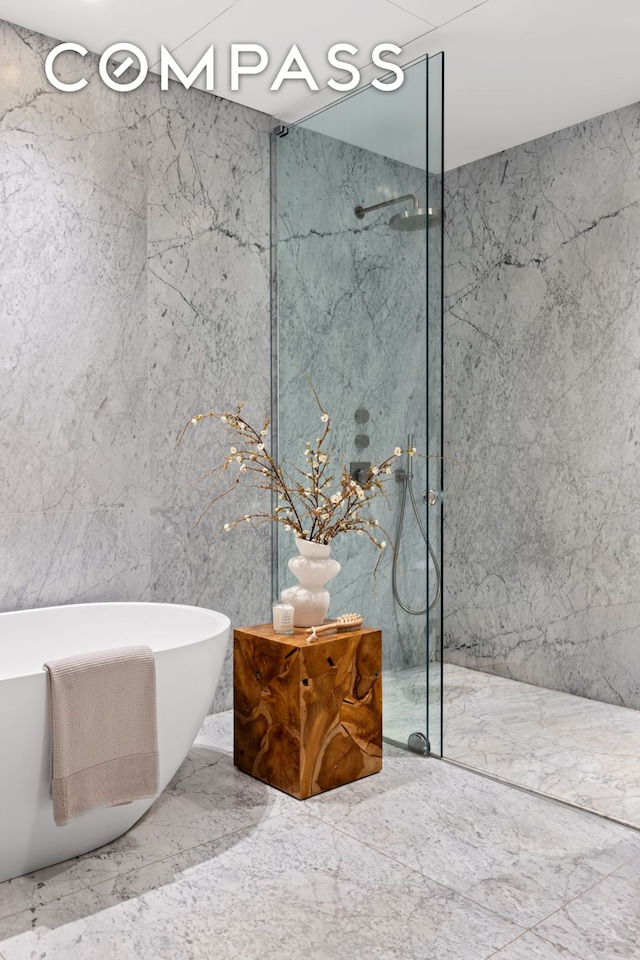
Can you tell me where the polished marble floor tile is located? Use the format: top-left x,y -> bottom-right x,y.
384,663 -> 640,825
383,662 -> 432,745
0,861 -> 93,925
2,711 -> 639,959
193,710 -> 234,756
301,751 -> 640,927
0,744 -> 295,922
533,853 -> 640,960
488,931 -> 588,959
0,814 -> 523,960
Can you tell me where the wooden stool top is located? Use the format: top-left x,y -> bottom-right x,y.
234,622 -> 379,648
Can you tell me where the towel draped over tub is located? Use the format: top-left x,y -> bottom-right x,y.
43,646 -> 159,827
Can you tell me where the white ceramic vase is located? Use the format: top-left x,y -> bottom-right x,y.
281,537 -> 341,628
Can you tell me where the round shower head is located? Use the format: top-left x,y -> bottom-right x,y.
354,194 -> 443,232
389,207 -> 435,232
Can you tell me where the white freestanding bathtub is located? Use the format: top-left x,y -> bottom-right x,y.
0,602 -> 230,883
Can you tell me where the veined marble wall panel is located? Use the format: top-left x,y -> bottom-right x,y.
443,101 -> 640,709
147,80 -> 272,510
427,170 -> 444,669
0,17 -> 273,685
147,82 -> 273,709
149,501 -> 271,712
0,22 -> 148,517
0,20 -> 151,613
0,510 -> 150,611
275,126 -> 434,672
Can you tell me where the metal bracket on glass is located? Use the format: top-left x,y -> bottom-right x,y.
274,124 -> 289,138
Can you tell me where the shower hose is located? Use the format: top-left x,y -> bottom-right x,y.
391,461 -> 442,616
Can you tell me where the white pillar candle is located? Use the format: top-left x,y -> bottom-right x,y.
272,602 -> 294,635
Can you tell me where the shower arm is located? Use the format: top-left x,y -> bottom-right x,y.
354,194 -> 419,220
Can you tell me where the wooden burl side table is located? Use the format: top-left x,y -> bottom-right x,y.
233,623 -> 382,799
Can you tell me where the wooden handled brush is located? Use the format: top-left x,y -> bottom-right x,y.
306,613 -> 363,638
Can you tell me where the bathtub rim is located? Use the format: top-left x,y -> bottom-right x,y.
0,601 -> 231,681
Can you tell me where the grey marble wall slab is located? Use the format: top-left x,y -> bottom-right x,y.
146,81 -> 273,709
150,504 -> 271,711
147,79 -> 273,511
0,17 -> 273,676
274,125 -> 434,673
0,509 -> 150,612
0,21 -> 148,517
427,169 -> 444,675
443,100 -> 640,708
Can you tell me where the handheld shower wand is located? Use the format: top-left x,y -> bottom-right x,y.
392,433 -> 441,615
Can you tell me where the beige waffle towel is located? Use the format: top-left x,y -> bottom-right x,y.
44,646 -> 159,827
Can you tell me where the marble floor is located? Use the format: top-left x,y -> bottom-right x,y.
1,712 -> 639,960
384,662 -> 640,826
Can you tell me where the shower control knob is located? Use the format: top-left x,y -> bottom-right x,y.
355,434 -> 370,449
425,489 -> 439,507
355,408 -> 370,424
350,461 -> 370,482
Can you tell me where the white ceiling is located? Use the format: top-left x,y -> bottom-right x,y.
1,0 -> 639,169
300,59 -> 430,171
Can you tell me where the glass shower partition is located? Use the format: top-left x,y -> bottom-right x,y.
271,54 -> 444,755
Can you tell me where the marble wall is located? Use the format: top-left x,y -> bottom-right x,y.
443,101 -> 640,709
0,20 -> 273,709
275,124 -> 438,674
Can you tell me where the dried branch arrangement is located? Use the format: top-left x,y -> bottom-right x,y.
181,387 -> 422,554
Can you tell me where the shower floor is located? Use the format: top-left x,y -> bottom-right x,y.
383,662 -> 640,827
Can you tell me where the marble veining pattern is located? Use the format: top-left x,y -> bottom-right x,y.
275,124 -> 434,675
0,18 -> 273,698
0,509 -> 150,611
0,21 -> 151,608
488,932 -> 597,959
533,853 -> 640,960
443,100 -> 640,710
0,25 -> 148,519
146,78 -> 274,710
385,662 -> 640,826
1,710 -> 639,959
